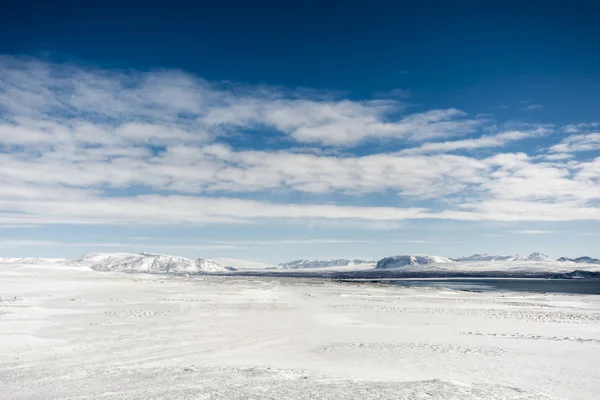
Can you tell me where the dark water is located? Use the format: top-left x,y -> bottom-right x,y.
383,279 -> 600,295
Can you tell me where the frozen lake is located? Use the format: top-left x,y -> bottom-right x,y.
1,263 -> 600,399
376,278 -> 600,295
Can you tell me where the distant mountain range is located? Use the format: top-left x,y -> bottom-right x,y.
557,256 -> 600,264
272,253 -> 595,270
374,253 -> 562,269
452,252 -> 553,262
2,252 -> 600,278
271,259 -> 375,269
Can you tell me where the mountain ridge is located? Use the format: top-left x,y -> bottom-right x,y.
73,252 -> 226,274
557,256 -> 600,264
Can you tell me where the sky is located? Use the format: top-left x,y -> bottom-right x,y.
0,0 -> 599,262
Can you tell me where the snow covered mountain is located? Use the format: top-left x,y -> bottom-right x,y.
557,256 -> 600,264
73,253 -> 226,274
273,259 -> 375,269
452,254 -> 515,262
523,252 -> 553,262
193,257 -> 226,272
453,252 -> 553,262
376,255 -> 454,269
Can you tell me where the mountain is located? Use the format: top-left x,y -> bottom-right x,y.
193,257 -> 226,272
73,252 -> 226,274
376,255 -> 454,269
562,270 -> 600,279
453,253 -> 552,262
522,252 -> 553,262
274,259 -> 375,269
557,256 -> 600,264
557,257 -> 572,262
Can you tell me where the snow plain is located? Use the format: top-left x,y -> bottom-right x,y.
1,262 -> 600,399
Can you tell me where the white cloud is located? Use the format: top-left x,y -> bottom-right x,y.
0,239 -> 240,250
550,133 -> 600,153
372,88 -> 411,98
511,230 -> 554,235
563,123 -> 600,133
521,104 -> 543,111
204,101 -> 482,146
0,144 -> 494,198
0,192 -> 429,225
454,199 -> 600,221
0,56 -> 483,147
209,239 -> 374,245
399,128 -> 549,155
541,153 -> 574,161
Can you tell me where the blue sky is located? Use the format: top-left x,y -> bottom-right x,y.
1,1 -> 599,262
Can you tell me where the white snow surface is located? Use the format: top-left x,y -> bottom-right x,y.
73,252 -> 226,273
275,259 -> 375,269
1,262 -> 599,399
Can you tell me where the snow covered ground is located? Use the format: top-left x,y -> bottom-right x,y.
1,261 -> 600,399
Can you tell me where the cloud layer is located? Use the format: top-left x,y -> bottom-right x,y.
1,56 -> 599,226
